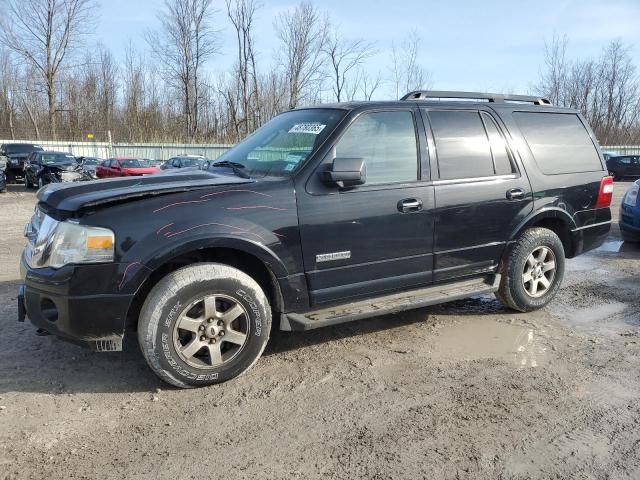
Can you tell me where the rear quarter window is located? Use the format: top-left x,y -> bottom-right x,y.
513,112 -> 602,175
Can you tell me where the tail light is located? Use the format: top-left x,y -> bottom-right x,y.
595,176 -> 614,209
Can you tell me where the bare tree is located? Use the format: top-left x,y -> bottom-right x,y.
0,52 -> 18,139
536,38 -> 640,144
323,26 -> 376,102
358,69 -> 382,101
389,31 -> 432,99
274,1 -> 329,109
147,0 -> 219,141
0,0 -> 94,138
538,34 -> 569,106
226,0 -> 260,137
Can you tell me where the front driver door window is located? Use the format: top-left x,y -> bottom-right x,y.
334,111 -> 419,185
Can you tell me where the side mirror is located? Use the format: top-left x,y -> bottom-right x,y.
321,157 -> 366,188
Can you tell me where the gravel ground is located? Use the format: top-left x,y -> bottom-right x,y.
0,182 -> 639,480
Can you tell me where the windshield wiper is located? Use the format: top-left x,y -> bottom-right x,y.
211,160 -> 251,179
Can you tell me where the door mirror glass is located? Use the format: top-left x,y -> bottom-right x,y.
321,157 -> 366,188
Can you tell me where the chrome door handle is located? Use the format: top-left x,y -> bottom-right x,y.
398,198 -> 423,213
506,188 -> 525,201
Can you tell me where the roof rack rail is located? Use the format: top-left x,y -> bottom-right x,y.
400,90 -> 552,106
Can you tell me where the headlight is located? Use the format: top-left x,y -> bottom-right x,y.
27,217 -> 114,269
623,184 -> 639,207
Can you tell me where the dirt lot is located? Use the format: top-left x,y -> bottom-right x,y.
0,183 -> 639,480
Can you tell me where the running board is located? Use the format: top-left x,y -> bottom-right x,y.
281,275 -> 501,331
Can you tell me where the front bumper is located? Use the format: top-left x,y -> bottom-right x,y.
19,253 -> 135,351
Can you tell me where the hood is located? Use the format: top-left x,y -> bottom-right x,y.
42,163 -> 79,172
38,169 -> 254,212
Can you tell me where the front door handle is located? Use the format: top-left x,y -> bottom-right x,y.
398,198 -> 423,213
506,188 -> 525,201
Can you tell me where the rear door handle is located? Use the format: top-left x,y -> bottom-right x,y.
398,198 -> 423,213
506,188 -> 525,201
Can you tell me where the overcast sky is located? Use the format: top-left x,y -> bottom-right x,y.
96,0 -> 640,99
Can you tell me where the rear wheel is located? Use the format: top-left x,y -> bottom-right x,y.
496,227 -> 565,312
138,263 -> 271,388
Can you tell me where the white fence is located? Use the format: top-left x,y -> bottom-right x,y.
0,139 -> 234,161
601,145 -> 640,156
1,138 -> 638,160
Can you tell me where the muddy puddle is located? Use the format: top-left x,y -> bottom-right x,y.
430,318 -> 547,367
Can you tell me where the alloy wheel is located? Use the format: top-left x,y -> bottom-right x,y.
522,246 -> 556,298
172,294 -> 249,369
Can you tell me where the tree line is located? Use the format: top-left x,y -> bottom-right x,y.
0,0 -> 429,143
535,35 -> 640,145
0,1 -> 639,145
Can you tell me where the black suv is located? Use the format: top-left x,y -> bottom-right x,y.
18,91 -> 612,388
1,143 -> 44,183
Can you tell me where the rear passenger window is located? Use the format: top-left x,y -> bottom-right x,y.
513,112 -> 602,175
335,111 -> 418,185
428,110 -> 495,180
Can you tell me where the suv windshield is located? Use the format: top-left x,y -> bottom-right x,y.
120,159 -> 143,168
41,153 -> 75,165
82,158 -> 99,165
213,108 -> 345,177
5,144 -> 43,155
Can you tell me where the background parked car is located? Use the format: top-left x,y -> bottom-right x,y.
141,158 -> 162,168
96,157 -> 161,178
160,155 -> 206,170
24,151 -> 88,188
606,155 -> 640,180
620,180 -> 640,242
76,156 -> 102,179
0,143 -> 43,183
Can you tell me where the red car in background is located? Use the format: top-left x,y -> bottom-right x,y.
96,158 -> 160,178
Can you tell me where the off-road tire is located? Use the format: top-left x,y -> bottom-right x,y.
25,176 -> 33,189
496,227 -> 565,312
138,263 -> 271,388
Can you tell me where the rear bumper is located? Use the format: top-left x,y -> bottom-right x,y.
570,221 -> 611,256
19,253 -> 133,351
6,164 -> 25,180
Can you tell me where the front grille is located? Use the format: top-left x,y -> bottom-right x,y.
24,206 -> 44,245
23,207 -> 57,268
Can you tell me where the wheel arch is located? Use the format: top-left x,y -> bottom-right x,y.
125,239 -> 286,332
509,208 -> 576,258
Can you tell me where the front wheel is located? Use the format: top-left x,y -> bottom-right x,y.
138,263 -> 271,388
496,227 -> 565,312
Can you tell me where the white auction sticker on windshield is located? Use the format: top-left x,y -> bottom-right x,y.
288,123 -> 326,135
